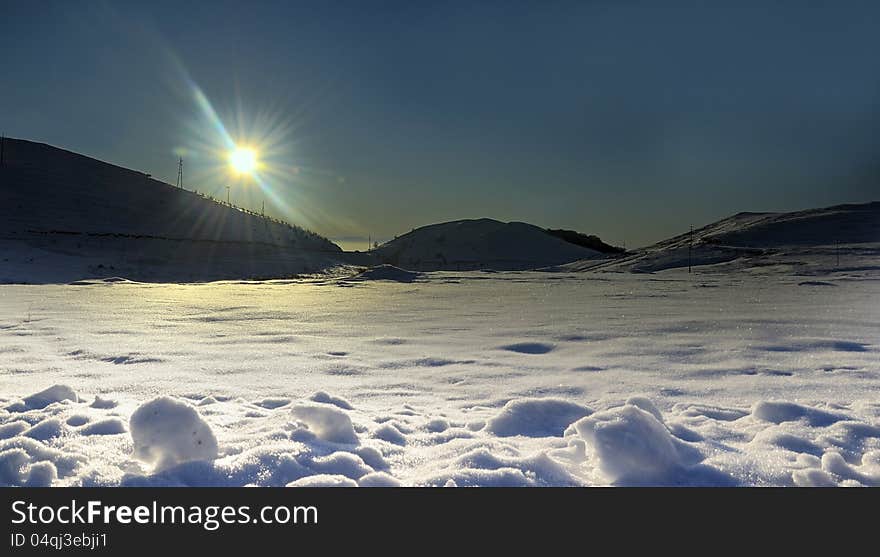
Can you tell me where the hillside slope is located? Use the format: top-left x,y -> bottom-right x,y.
373,218 -> 604,270
560,201 -> 880,274
0,138 -> 339,249
0,138 -> 354,283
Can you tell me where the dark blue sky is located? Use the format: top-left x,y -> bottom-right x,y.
2,1 -> 879,247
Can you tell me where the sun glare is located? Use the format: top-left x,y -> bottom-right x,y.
229,146 -> 257,174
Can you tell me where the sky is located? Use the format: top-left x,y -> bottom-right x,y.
2,1 -> 879,248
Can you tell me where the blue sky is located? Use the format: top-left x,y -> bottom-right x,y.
2,1 -> 879,247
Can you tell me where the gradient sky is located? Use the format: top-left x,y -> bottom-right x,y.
2,1 -> 879,248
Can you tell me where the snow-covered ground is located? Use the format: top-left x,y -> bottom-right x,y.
2,264 -> 878,486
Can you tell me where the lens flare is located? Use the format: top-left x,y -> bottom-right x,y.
229,146 -> 257,174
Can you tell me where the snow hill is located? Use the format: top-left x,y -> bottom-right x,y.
0,138 -> 356,283
560,201 -> 880,274
373,218 -> 605,271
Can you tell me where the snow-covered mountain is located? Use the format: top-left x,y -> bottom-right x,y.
560,201 -> 880,273
0,138 -> 361,283
372,218 -> 605,271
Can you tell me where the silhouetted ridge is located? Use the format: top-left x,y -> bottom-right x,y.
0,137 -> 339,251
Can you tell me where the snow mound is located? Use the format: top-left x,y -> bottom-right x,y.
425,418 -> 450,433
752,401 -> 846,427
793,451 -> 880,487
286,474 -> 359,487
20,385 -> 78,410
626,396 -> 664,423
0,421 -> 29,440
129,397 -> 219,471
0,449 -> 58,486
373,423 -> 407,445
90,396 -> 117,409
309,391 -> 353,410
24,419 -> 66,441
358,472 -> 401,487
81,418 -> 126,436
425,447 -> 581,487
354,446 -> 389,471
255,397 -> 291,409
290,404 -> 358,444
485,398 -> 593,437
0,436 -> 84,486
350,265 -> 421,283
573,404 -> 712,485
66,415 -> 90,427
307,452 -> 373,479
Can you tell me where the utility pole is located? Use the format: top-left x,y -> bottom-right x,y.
226,185 -> 230,205
261,200 -> 265,217
688,224 -> 693,274
176,157 -> 183,188
368,235 -> 371,251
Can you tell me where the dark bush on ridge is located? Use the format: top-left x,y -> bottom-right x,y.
545,229 -> 625,254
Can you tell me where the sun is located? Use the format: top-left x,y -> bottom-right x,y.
229,146 -> 257,174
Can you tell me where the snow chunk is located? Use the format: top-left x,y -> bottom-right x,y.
573,404 -> 710,485
0,446 -> 62,487
373,423 -> 407,445
286,474 -> 359,487
358,472 -> 401,487
90,396 -> 117,409
817,451 -> 880,486
130,397 -> 219,471
792,467 -> 838,487
308,452 -> 373,480
290,404 -> 358,444
354,446 -> 389,470
22,385 -> 78,410
24,461 -> 58,487
81,418 -> 126,436
485,398 -> 593,437
626,396 -> 664,423
0,449 -> 29,485
0,437 -> 84,481
309,391 -> 353,410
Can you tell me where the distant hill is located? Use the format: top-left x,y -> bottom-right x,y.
372,218 -> 606,271
0,138 -> 360,283
559,201 -> 880,274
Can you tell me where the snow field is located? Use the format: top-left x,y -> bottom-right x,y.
1,269 -> 878,486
